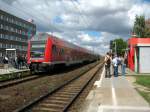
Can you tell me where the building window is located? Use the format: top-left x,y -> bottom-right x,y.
12,44 -> 15,48
10,44 -> 12,48
10,36 -> 13,40
0,15 -> 3,19
15,37 -> 17,41
6,26 -> 8,30
1,34 -> 3,38
2,43 -> 6,48
6,17 -> 9,21
0,24 -> 3,29
15,21 -> 18,25
15,29 -> 17,33
7,44 -> 11,48
0,43 -> 1,47
4,34 -> 6,39
0,52 -> 2,57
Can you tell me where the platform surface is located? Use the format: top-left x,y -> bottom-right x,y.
0,67 -> 29,75
80,67 -> 150,112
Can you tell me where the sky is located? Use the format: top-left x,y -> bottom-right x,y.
0,0 -> 150,55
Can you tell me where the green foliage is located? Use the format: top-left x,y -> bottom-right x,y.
144,27 -> 150,37
111,38 -> 127,56
133,15 -> 150,38
133,15 -> 145,38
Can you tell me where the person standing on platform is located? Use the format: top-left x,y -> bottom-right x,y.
121,55 -> 126,76
112,55 -> 118,77
3,55 -> 9,69
104,52 -> 111,78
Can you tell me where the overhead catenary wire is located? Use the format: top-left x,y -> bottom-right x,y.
70,0 -> 90,28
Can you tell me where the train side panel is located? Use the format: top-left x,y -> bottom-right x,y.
44,37 -> 52,63
51,37 -> 66,64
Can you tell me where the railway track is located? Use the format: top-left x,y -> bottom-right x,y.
0,63 -> 91,89
0,74 -> 43,89
15,62 -> 104,112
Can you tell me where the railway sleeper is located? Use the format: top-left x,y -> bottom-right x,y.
32,104 -> 67,111
43,99 -> 69,105
65,85 -> 83,88
39,103 -> 65,108
60,89 -> 81,93
57,91 -> 78,95
62,87 -> 82,91
32,107 -> 62,112
49,96 -> 71,101
53,94 -> 73,98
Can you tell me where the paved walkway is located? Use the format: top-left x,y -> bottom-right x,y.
80,67 -> 150,112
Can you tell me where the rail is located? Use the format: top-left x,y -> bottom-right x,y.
14,62 -> 104,112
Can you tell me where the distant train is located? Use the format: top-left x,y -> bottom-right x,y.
27,33 -> 99,72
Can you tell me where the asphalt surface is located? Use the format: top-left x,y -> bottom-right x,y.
81,67 -> 150,112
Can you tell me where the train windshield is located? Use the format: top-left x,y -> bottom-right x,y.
31,41 -> 45,58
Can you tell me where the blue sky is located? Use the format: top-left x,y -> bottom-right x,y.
84,31 -> 101,37
143,0 -> 150,2
52,16 -> 63,24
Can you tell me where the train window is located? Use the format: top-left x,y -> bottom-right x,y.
59,48 -> 65,56
31,48 -> 44,58
61,49 -> 65,55
31,41 -> 45,58
52,45 -> 57,55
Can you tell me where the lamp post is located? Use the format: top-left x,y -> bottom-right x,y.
113,41 -> 117,55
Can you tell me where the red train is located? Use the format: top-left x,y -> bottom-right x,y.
27,33 -> 99,72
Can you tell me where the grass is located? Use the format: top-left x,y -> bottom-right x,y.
135,75 -> 150,88
136,89 -> 150,104
135,75 -> 150,104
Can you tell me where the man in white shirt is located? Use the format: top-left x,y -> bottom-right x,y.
112,55 -> 118,77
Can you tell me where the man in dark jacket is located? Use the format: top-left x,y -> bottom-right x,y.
104,52 -> 111,78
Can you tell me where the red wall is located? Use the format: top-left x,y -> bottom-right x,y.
128,37 -> 150,71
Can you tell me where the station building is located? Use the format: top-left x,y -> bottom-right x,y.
128,37 -> 150,73
0,9 -> 36,60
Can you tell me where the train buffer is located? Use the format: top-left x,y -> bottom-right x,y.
80,67 -> 150,112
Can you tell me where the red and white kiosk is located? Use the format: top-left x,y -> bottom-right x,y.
128,37 -> 150,73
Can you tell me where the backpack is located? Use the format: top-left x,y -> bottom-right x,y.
117,59 -> 121,65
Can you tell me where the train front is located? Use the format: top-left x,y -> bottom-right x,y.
27,33 -> 52,72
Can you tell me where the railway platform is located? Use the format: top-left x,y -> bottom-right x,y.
0,67 -> 30,82
0,67 -> 29,75
80,67 -> 150,112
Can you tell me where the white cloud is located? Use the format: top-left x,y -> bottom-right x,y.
78,34 -> 92,42
1,0 -> 150,54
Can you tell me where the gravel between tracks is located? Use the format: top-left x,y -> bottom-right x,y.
0,62 -> 99,112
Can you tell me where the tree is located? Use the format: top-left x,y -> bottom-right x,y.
111,38 -> 127,56
144,27 -> 150,37
133,15 -> 145,38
